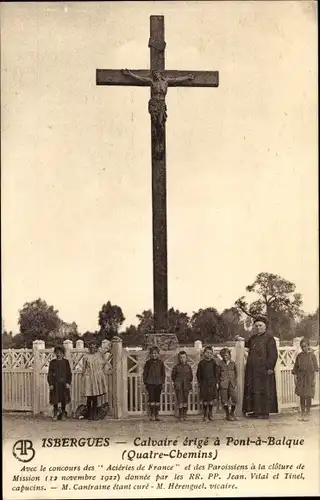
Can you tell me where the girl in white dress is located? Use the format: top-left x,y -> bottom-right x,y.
83,340 -> 109,420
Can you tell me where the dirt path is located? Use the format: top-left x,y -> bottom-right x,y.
3,409 -> 319,442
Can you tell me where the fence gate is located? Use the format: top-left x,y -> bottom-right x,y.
2,350 -> 34,411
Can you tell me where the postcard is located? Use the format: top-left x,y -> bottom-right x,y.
2,1 -> 319,498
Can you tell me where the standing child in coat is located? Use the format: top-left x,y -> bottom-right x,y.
143,346 -> 166,421
218,348 -> 238,421
172,351 -> 193,421
196,346 -> 218,421
83,340 -> 109,420
48,345 -> 72,421
292,338 -> 319,421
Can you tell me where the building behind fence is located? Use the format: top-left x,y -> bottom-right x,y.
2,337 -> 319,417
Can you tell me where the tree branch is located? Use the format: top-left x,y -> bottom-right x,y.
235,301 -> 256,319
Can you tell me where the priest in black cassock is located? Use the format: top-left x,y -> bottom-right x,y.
242,316 -> 278,419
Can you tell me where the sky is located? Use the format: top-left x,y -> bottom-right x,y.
1,1 -> 318,334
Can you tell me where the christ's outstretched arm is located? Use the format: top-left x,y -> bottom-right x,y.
122,69 -> 152,83
167,74 -> 195,83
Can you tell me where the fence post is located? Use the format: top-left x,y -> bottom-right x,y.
63,340 -> 73,413
235,337 -> 245,417
274,337 -> 281,413
63,339 -> 73,359
112,336 -> 123,419
32,340 -> 44,415
76,339 -> 84,349
194,340 -> 202,358
122,351 -> 128,418
293,337 -> 303,357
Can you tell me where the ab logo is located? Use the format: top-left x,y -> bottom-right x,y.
13,440 -> 35,463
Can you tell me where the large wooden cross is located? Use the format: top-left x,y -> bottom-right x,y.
96,15 -> 219,334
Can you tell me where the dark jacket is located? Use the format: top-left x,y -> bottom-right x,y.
172,363 -> 193,391
47,358 -> 72,405
196,358 -> 218,386
218,360 -> 237,389
48,358 -> 72,386
143,358 -> 166,386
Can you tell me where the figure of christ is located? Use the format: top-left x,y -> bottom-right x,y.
122,69 -> 195,157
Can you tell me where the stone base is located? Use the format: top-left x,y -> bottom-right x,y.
144,333 -> 179,351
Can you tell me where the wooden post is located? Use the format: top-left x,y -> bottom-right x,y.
63,339 -> 73,358
32,340 -> 44,415
273,337 -> 281,413
76,339 -> 84,349
293,336 -> 303,356
194,340 -> 202,357
150,16 -> 168,333
235,337 -> 245,417
122,352 -> 128,418
63,340 -> 73,414
112,336 -> 123,419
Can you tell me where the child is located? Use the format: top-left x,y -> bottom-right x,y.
48,345 -> 72,421
83,340 -> 109,420
172,351 -> 193,421
143,346 -> 165,421
196,346 -> 218,421
218,348 -> 238,421
292,338 -> 319,421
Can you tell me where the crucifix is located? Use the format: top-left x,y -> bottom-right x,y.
96,15 -> 219,336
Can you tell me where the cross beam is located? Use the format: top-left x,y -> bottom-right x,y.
97,69 -> 219,87
96,15 -> 219,334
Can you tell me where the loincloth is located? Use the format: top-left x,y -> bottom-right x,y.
148,98 -> 167,122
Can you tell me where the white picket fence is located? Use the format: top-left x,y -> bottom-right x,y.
2,337 -> 319,417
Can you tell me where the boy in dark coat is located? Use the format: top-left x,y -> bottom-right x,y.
292,338 -> 319,421
196,346 -> 218,421
48,345 -> 72,421
218,348 -> 238,421
143,346 -> 166,421
172,351 -> 193,421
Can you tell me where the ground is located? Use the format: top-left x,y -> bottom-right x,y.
3,408 -> 319,442
3,409 -> 320,498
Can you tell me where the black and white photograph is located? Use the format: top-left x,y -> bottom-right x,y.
1,1 -> 319,498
